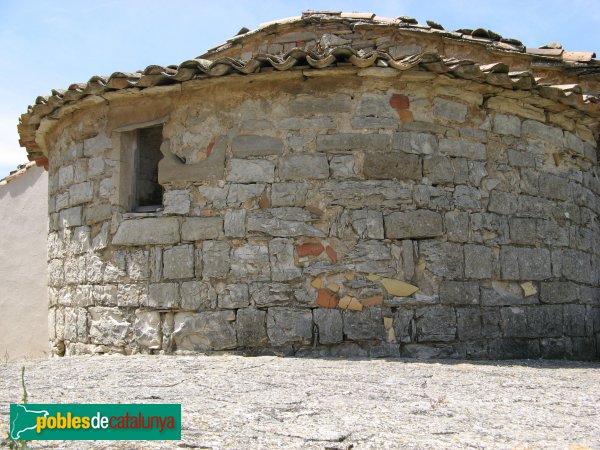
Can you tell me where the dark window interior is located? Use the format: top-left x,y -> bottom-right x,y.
135,125 -> 163,211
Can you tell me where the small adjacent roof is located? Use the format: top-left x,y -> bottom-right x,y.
17,11 -> 599,163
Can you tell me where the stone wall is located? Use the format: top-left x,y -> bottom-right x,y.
45,63 -> 600,359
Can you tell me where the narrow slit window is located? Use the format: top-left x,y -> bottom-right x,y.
135,125 -> 163,211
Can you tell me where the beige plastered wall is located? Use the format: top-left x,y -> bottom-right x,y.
0,165 -> 48,361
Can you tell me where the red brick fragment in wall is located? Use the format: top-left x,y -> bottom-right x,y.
325,246 -> 337,262
389,94 -> 413,122
206,141 -> 215,157
316,288 -> 339,308
361,295 -> 384,307
35,156 -> 49,170
398,110 -> 414,122
306,205 -> 324,217
296,242 -> 325,257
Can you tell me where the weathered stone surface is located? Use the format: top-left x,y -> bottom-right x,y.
420,241 -> 465,278
445,211 -> 469,242
269,238 -> 301,282
232,135 -> 283,157
539,174 -> 569,201
224,210 -> 246,237
522,120 -> 564,146
113,218 -> 180,246
147,283 -> 179,309
250,283 -> 292,307
202,241 -> 230,278
316,133 -> 390,152
351,210 -> 384,239
163,190 -> 191,215
363,151 -> 421,181
279,116 -> 336,129
385,210 -> 443,239
329,155 -> 357,178
439,139 -> 486,160
267,308 -> 313,346
117,284 -> 148,307
133,311 -> 162,349
279,154 -> 329,180
59,207 -> 83,228
464,244 -> 492,279
182,217 -> 223,241
492,114 -> 521,136
181,281 -> 216,310
83,134 -> 112,157
500,246 -> 551,280
314,309 -> 343,344
456,307 -> 481,340
344,307 -> 386,340
321,181 -> 412,207
393,132 -> 438,155
230,244 -> 271,280
539,281 -> 580,304
227,159 -> 275,183
271,183 -> 308,207
247,214 -> 324,238
236,308 -> 268,347
69,182 -> 93,206
217,283 -> 249,309
289,94 -> 352,115
433,98 -> 467,122
162,245 -> 194,279
416,306 -> 456,342
89,307 -> 129,346
488,191 -> 518,215
173,311 -> 236,351
440,281 -> 480,305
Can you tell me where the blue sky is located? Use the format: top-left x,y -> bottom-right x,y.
0,0 -> 598,178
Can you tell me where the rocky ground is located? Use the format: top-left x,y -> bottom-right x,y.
0,354 -> 598,449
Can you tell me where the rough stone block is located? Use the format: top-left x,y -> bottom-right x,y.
251,283 -> 292,307
269,238 -> 301,282
415,306 -> 456,342
247,213 -> 324,238
343,307 -> 386,341
363,151 -> 421,181
314,309 -> 343,344
89,307 -> 129,346
563,304 -> 586,336
440,281 -> 480,305
445,211 -> 469,242
433,98 -> 467,122
289,94 -> 352,115
439,139 -> 486,160
522,120 -> 564,146
393,132 -> 438,156
232,135 -> 283,157
488,191 -> 518,215
454,185 -> 482,210
113,218 -> 180,246
419,241 -> 464,278
217,283 -> 249,309
526,305 -> 562,338
173,311 -> 236,351
236,308 -> 268,347
316,133 -> 390,152
147,283 -> 179,309
385,210 -> 443,239
224,210 -> 246,237
117,284 -> 147,307
507,150 -> 534,167
456,308 -> 481,340
163,190 -> 190,214
539,281 -> 579,304
539,174 -> 569,201
501,306 -> 527,337
351,210 -> 384,239
278,154 -> 329,180
423,155 -> 453,184
162,245 -> 194,279
181,281 -> 216,310
68,182 -> 93,206
202,241 -> 230,279
271,183 -> 308,207
329,155 -> 357,178
181,217 -> 223,241
279,116 -> 336,129
492,114 -> 521,136
227,159 -> 275,183
464,244 -> 492,279
500,246 -> 551,280
230,244 -> 271,280
58,165 -> 74,188
83,134 -> 112,157
560,249 -> 593,284
509,217 -> 536,244
267,307 -> 313,346
226,184 -> 266,206
60,207 -> 83,228
133,311 -> 162,349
